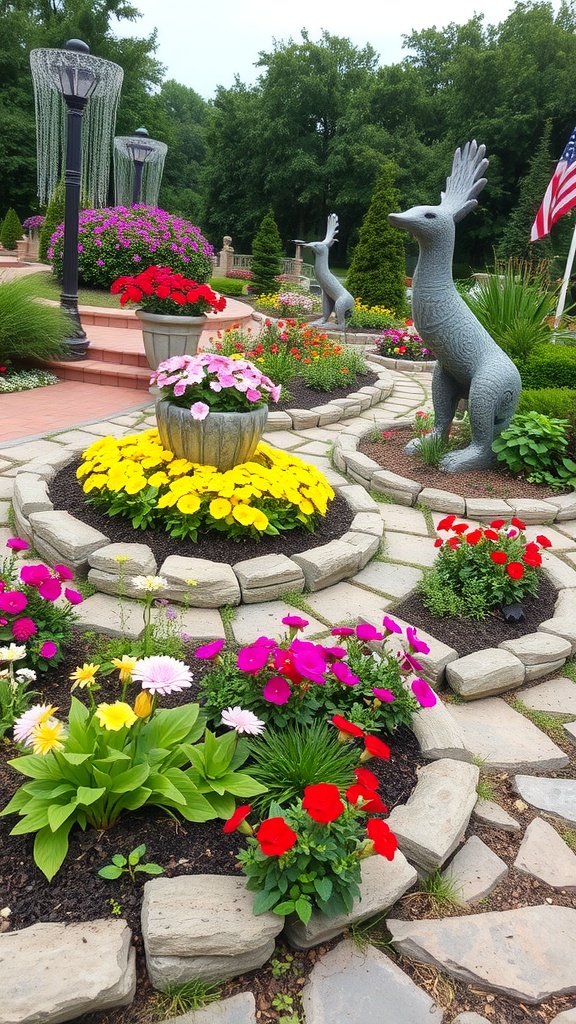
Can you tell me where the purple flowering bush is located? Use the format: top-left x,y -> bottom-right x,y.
22,215 -> 45,232
48,205 -> 214,290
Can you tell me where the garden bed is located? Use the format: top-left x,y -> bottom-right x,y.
358,428 -> 572,500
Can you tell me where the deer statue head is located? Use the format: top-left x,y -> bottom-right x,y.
388,141 -> 489,248
294,213 -> 340,254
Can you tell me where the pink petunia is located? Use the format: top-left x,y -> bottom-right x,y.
331,626 -> 355,637
195,639 -> 225,660
237,644 -> 270,675
282,615 -> 309,630
373,687 -> 395,703
406,626 -> 430,655
6,538 -> 29,551
263,676 -> 292,705
38,578 -> 62,602
411,678 -> 437,708
356,623 -> 384,642
332,662 -> 360,686
64,588 -> 83,605
382,616 -> 402,635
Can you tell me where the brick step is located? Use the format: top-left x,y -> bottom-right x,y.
87,344 -> 149,368
80,308 -> 138,330
49,359 -> 152,390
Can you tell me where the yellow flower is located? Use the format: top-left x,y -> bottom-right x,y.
177,493 -> 201,515
252,509 -> 269,531
134,691 -> 153,718
148,471 -> 170,488
83,474 -> 108,493
168,458 -> 194,476
31,719 -> 66,755
209,497 -> 232,519
70,663 -> 100,690
114,554 -> 130,563
299,498 -> 315,515
157,491 -> 179,508
95,702 -> 138,731
112,655 -> 138,683
124,476 -> 147,495
232,504 -> 257,526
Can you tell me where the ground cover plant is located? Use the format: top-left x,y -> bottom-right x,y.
48,206 -> 214,290
254,288 -> 321,318
0,361 -> 58,393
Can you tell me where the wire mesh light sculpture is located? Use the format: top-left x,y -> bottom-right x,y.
114,127 -> 168,206
29,40 -> 124,358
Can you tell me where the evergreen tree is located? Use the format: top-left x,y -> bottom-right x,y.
0,208 -> 23,251
346,161 -> 407,314
251,209 -> 283,294
498,121 -> 555,263
38,180 -> 65,266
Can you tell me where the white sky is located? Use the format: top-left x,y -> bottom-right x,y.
115,0 -> 563,101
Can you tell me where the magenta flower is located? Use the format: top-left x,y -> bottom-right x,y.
0,591 -> 28,614
382,616 -> 402,635
331,626 -> 355,637
411,678 -> 437,708
38,578 -> 62,602
373,687 -> 395,703
253,636 -> 278,649
332,662 -> 360,686
12,617 -> 37,641
54,563 -> 74,581
282,615 -> 309,630
290,643 -> 327,684
64,588 -> 84,605
321,646 -> 347,661
263,676 -> 292,705
6,538 -> 29,551
40,641 -> 58,659
356,623 -> 384,642
237,644 -> 270,675
20,564 -> 51,587
406,626 -> 430,655
400,652 -> 423,673
195,639 -> 225,660
132,655 -> 193,695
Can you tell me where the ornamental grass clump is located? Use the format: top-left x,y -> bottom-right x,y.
111,266 -> 226,317
48,206 -> 214,290
78,432 -> 335,541
2,653 -> 266,880
197,614 -> 435,732
420,514 -> 551,620
224,781 -> 398,923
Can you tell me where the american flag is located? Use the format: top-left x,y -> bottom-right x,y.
531,126 -> 576,240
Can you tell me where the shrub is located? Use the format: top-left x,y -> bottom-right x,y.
49,206 -> 214,290
0,208 -> 23,251
39,180 -> 65,264
251,209 -> 283,295
517,387 -> 576,429
247,721 -> 359,813
209,276 -> 244,296
0,277 -> 68,364
463,259 -> 570,364
492,411 -> 576,489
347,161 -> 407,314
521,344 -> 576,389
300,348 -> 366,390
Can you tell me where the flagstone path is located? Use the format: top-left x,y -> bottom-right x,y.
2,360 -> 576,1024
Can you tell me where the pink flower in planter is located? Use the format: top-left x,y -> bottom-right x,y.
190,401 -> 210,420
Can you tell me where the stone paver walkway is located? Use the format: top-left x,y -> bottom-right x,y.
3,342 -> 576,1024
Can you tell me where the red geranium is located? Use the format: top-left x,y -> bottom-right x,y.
536,534 -> 552,548
346,784 -> 387,814
303,783 -> 345,823
362,735 -> 391,760
490,519 -> 507,529
511,517 -> 526,531
367,819 -> 398,860
354,767 -> 380,790
506,561 -> 524,580
490,550 -> 508,565
223,805 -> 252,833
483,529 -> 500,541
465,529 -> 483,546
437,514 -> 457,531
256,817 -> 298,856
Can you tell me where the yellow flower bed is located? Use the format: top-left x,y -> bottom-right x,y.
77,430 -> 335,541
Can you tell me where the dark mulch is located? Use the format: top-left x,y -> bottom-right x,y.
393,574 -> 558,655
276,370 -> 378,411
359,428 -> 572,499
50,461 -> 354,565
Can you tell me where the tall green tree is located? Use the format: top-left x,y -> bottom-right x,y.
498,121 -> 555,262
346,162 -> 406,314
251,208 -> 283,295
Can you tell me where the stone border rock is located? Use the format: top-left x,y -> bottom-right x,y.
10,371 -> 393,607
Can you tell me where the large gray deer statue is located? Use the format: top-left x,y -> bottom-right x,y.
294,214 -> 354,328
388,141 -> 521,472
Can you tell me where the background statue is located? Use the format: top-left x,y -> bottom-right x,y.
389,141 -> 522,472
294,214 -> 354,327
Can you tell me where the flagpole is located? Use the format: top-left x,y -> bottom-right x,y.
553,219 -> 576,331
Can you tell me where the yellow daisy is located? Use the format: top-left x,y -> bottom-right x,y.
95,702 -> 138,731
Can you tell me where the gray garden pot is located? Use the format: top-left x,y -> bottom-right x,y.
155,399 -> 269,471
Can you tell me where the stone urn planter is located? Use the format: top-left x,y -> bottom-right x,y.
155,398 -> 269,471
135,310 -> 206,370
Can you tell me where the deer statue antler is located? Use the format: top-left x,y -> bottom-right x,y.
440,140 -> 489,223
321,213 -> 340,248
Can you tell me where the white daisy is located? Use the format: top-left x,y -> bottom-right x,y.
221,707 -> 265,736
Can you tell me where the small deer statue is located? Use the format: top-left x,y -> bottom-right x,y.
389,141 -> 521,472
294,214 -> 354,328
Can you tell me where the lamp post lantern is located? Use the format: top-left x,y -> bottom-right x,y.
113,128 -> 168,208
30,39 -> 123,359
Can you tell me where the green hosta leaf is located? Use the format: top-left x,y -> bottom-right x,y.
146,774 -> 186,805
273,900 -> 296,917
47,801 -> 77,832
113,788 -> 152,812
7,755 -> 59,780
10,805 -> 50,834
0,787 -> 30,816
76,786 -> 106,807
203,728 -> 237,776
181,743 -> 205,773
177,790 -> 220,822
60,753 -> 90,765
34,822 -> 72,881
216,772 -> 268,797
109,764 -> 150,794
136,863 -> 164,875
203,791 -> 235,818
252,888 -> 281,915
98,865 -> 123,879
140,704 -> 201,752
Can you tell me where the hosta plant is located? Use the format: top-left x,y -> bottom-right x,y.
420,514 -> 551,620
2,655 -> 266,880
492,411 -> 576,490
226,783 -> 398,923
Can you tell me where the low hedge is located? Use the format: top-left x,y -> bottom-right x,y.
209,277 -> 245,296
518,387 -> 576,429
520,343 -> 576,390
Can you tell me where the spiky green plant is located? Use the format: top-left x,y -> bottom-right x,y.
0,276 -> 69,363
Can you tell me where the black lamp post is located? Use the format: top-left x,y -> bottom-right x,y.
56,40 -> 99,359
125,127 -> 154,204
